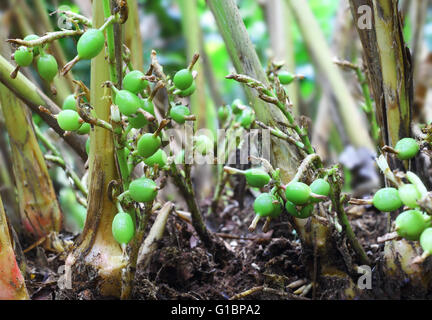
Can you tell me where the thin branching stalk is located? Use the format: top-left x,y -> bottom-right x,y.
328,167 -> 370,265
334,60 -> 380,143
208,119 -> 236,215
8,29 -> 83,47
170,162 -> 213,248
11,0 -> 72,105
33,123 -> 87,198
44,155 -> 88,198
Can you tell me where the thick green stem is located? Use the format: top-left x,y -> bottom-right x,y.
66,0 -> 124,298
349,1 -> 425,291
103,0 -> 130,191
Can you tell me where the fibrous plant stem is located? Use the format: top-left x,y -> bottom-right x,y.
349,0 -> 412,153
66,0 -> 124,297
373,0 -> 411,150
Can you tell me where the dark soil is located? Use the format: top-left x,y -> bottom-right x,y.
20,192 -> 429,300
